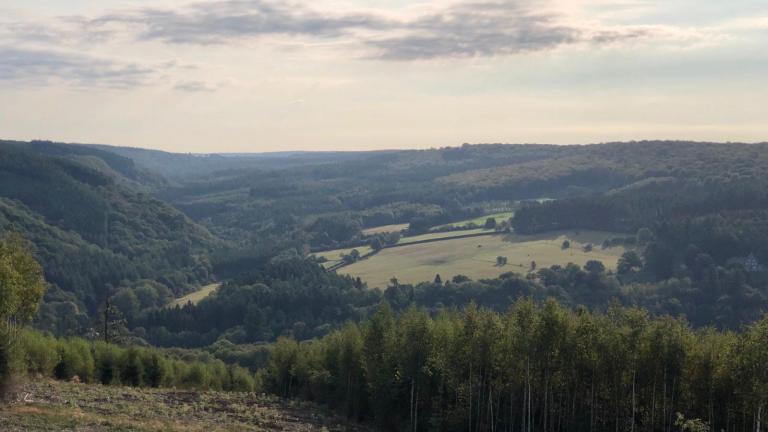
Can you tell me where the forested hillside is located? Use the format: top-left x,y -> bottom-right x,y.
264,300 -> 768,432
0,138 -> 768,338
4,139 -> 767,338
0,141 -> 221,335
140,141 -> 768,251
3,139 -> 768,432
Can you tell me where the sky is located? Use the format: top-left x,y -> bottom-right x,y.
0,0 -> 767,152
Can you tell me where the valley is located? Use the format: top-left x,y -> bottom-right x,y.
2,139 -> 768,432
4,1 -> 767,428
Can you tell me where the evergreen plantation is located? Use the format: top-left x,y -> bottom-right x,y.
263,300 -> 768,432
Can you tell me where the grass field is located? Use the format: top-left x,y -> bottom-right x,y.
339,230 -> 627,289
434,212 -> 514,230
168,283 -> 221,308
361,223 -> 408,235
313,229 -> 493,268
0,379 -> 369,431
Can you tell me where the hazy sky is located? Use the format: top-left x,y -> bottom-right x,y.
1,0 -> 767,152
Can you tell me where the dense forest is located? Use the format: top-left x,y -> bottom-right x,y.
263,300 -> 768,432
135,244 -> 765,348
1,139 -> 767,336
0,141 -> 221,335
2,139 -> 768,431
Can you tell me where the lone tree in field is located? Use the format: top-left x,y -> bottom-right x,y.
585,260 -> 605,274
0,233 -> 46,395
562,240 -> 570,250
618,251 -> 643,275
484,218 -> 497,229
342,249 -> 362,264
496,256 -> 508,266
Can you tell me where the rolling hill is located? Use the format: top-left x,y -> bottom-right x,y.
0,141 -> 222,335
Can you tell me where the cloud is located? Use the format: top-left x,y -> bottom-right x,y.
174,80 -> 216,92
87,0 -> 660,59
0,47 -> 154,88
94,0 -> 391,45
364,1 -> 646,60
2,0 -> 728,66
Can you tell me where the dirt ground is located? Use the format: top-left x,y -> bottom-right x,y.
0,379 -> 371,432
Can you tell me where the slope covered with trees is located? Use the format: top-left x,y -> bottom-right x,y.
5,139 -> 768,339
3,138 -> 768,432
119,140 -> 768,253
265,300 -> 768,432
0,142 -> 221,335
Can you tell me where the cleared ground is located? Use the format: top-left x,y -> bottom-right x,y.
361,223 -> 408,235
168,283 -> 221,308
1,380 -> 369,431
434,212 -> 514,229
339,230 -> 627,289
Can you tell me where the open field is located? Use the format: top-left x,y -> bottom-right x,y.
314,229 -> 494,268
339,230 -> 628,289
0,379 -> 370,432
361,223 -> 408,235
434,212 -> 514,230
168,283 -> 221,308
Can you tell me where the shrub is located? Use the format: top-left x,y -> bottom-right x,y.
120,348 -> 144,387
15,330 -> 252,393
228,366 -> 256,392
19,330 -> 58,376
54,339 -> 95,382
92,341 -> 121,385
182,363 -> 211,389
141,351 -> 170,388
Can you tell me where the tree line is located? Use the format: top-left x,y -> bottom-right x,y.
263,300 -> 768,432
0,231 -> 256,398
133,238 -> 768,349
13,330 -> 257,393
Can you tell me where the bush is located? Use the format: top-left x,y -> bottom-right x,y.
182,363 -> 211,389
141,351 -> 170,388
14,330 -> 255,393
229,366 -> 257,392
54,338 -> 94,382
120,348 -> 143,387
92,341 -> 121,385
19,330 -> 58,376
